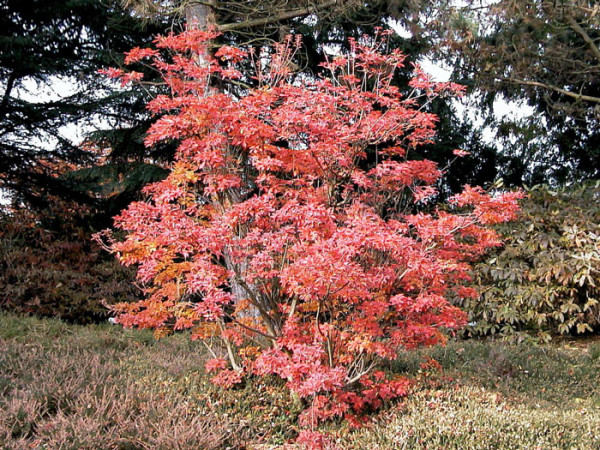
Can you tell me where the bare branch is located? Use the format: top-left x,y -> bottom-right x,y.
1,70 -> 17,116
218,0 -> 340,32
346,361 -> 378,385
226,313 -> 278,341
564,15 -> 600,63
502,77 -> 600,104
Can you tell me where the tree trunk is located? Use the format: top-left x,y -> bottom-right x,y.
185,1 -> 216,64
184,2 -> 264,323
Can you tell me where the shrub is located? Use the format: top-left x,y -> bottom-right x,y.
458,182 -> 600,340
100,30 -> 522,436
0,199 -> 141,323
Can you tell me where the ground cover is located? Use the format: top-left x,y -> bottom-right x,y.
1,313 -> 599,449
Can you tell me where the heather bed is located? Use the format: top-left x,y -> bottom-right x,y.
2,313 -> 599,449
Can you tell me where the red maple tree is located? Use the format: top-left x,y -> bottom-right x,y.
99,29 -> 522,437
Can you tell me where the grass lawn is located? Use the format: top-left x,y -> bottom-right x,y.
1,313 -> 600,449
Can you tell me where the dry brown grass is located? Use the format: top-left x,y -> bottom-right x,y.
0,315 -> 269,448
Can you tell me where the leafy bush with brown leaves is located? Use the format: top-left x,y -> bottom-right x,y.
0,199 -> 141,323
457,182 -> 600,340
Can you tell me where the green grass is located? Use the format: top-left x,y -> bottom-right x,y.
343,341 -> 600,449
1,313 -> 600,449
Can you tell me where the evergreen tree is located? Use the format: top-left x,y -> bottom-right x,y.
0,0 -> 170,222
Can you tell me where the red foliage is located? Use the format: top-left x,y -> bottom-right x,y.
204,357 -> 228,373
100,30 -> 522,435
296,430 -> 333,450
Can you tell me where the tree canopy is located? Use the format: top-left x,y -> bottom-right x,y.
426,0 -> 600,185
0,0 -> 175,216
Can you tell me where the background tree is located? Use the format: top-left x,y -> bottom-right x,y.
0,0 -> 173,220
0,0 -> 173,321
425,0 -> 600,185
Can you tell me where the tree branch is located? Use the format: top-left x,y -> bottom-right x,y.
219,320 -> 243,371
564,15 -> 600,64
218,0 -> 340,32
1,71 -> 17,116
502,77 -> 600,104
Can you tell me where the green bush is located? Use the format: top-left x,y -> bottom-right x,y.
456,182 -> 600,340
0,201 -> 141,323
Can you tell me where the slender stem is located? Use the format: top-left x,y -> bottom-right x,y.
226,313 -> 277,342
346,361 -> 378,385
201,339 -> 218,359
219,321 -> 242,371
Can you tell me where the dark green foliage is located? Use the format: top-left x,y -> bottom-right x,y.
61,161 -> 170,227
419,100 -> 498,198
0,0 -> 174,321
0,0 -> 170,211
427,0 -> 600,186
457,182 -> 600,340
